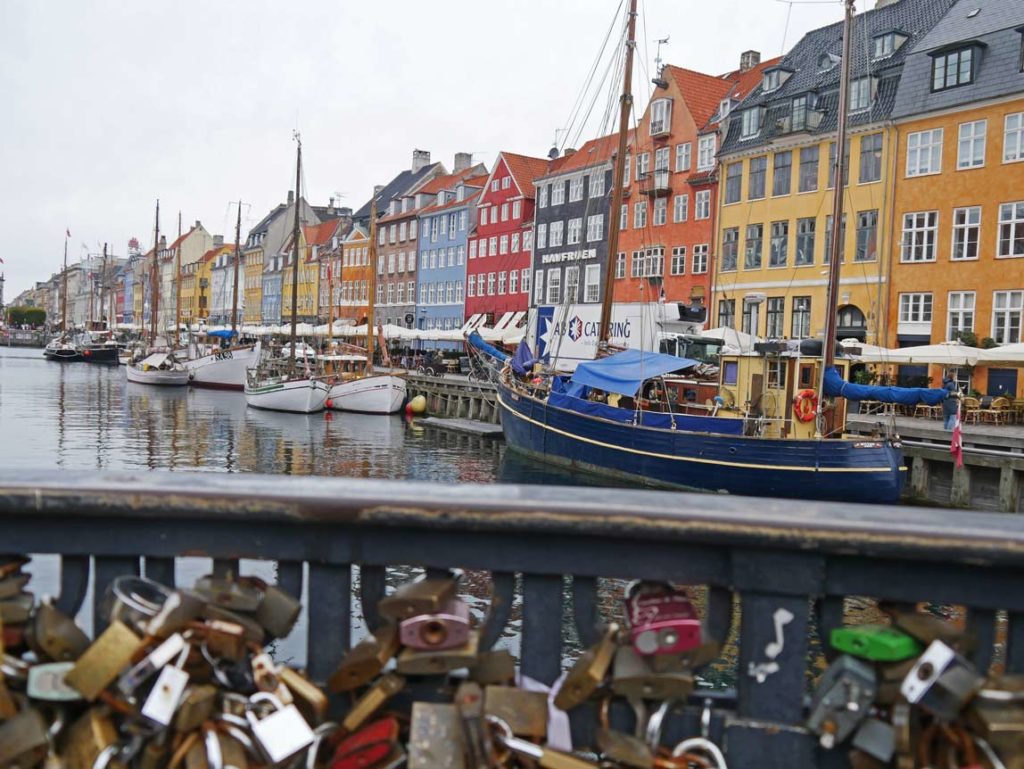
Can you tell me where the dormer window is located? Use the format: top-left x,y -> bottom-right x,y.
719,98 -> 734,120
650,98 -> 672,135
848,77 -> 874,112
932,46 -> 976,91
741,107 -> 763,139
873,32 -> 907,59
792,95 -> 808,130
818,52 -> 839,72
763,70 -> 780,92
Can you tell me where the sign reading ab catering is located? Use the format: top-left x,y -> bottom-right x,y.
530,303 -> 664,371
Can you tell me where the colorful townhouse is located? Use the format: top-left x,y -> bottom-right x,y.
299,220 -> 341,323
242,201 -> 291,325
337,225 -> 371,325
712,0 -> 955,345
465,152 -> 550,323
416,170 -> 489,346
314,208 -> 353,326
886,0 -> 1024,396
181,245 -> 223,325
157,221 -> 214,328
259,195 -> 318,325
207,238 -> 237,326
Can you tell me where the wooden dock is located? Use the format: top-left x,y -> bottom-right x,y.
421,417 -> 504,437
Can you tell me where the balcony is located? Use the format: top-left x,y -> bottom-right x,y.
640,169 -> 672,197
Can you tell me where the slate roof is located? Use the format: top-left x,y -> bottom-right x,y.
247,204 -> 287,240
720,0 -> 958,156
893,0 -> 1024,118
353,162 -> 445,221
418,188 -> 484,216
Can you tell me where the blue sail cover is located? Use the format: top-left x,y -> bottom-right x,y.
570,349 -> 699,397
511,338 -> 539,376
207,329 -> 237,339
466,330 -> 508,362
823,366 -> 946,406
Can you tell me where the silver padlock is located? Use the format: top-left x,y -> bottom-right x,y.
851,717 -> 895,763
140,643 -> 191,726
806,654 -> 876,749
900,640 -> 984,721
245,691 -> 315,764
671,737 -> 728,769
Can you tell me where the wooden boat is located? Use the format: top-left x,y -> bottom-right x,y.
44,233 -> 82,362
126,351 -> 190,386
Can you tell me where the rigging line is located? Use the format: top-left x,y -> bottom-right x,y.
560,0 -> 624,149
780,0 -> 795,53
566,26 -> 626,150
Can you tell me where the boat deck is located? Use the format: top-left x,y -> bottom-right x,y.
847,412 -> 1024,454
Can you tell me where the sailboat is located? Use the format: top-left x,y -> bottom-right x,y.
494,0 -> 945,504
43,232 -> 84,362
185,202 -> 258,389
82,243 -> 122,365
126,200 -> 191,386
325,198 -> 407,415
244,135 -> 330,413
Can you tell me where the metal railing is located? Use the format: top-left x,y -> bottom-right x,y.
1,470 -> 1023,767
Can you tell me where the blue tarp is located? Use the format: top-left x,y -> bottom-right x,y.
207,329 -> 237,339
466,331 -> 508,362
512,338 -> 539,376
823,366 -> 946,406
570,349 -> 699,397
548,392 -> 744,435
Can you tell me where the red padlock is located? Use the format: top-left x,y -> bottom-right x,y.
330,716 -> 400,769
624,581 -> 703,656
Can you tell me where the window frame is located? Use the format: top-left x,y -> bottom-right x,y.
992,290 -> 1024,344
900,211 -> 939,263
670,246 -> 686,276
998,201 -> 1024,259
946,290 -> 975,340
951,206 -> 981,261
772,151 -> 792,197
906,128 -> 944,177
957,120 -> 987,169
931,47 -> 975,92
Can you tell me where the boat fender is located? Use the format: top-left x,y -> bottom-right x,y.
794,389 -> 818,423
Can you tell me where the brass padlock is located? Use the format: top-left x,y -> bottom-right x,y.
455,681 -> 489,769
200,619 -> 248,662
0,573 -> 31,600
408,702 -> 466,769
487,715 -> 597,769
378,575 -> 458,622
244,578 -> 301,640
555,622 -> 619,711
64,620 -> 144,701
0,705 -> 50,768
327,624 -> 400,692
469,649 -> 517,686
396,630 -> 480,676
609,645 -> 695,704
145,589 -> 207,638
174,684 -> 218,733
595,728 -> 656,769
484,686 -> 548,739
201,605 -> 264,644
890,608 -> 970,652
62,707 -> 124,769
967,675 -> 1024,761
26,599 -> 91,662
278,666 -> 328,726
0,592 -> 35,624
341,673 -> 405,733
193,574 -> 263,613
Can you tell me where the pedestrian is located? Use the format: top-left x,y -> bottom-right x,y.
942,372 -> 960,430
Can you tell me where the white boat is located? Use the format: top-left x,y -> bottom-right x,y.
185,345 -> 257,390
328,373 -> 406,414
126,352 -> 191,386
244,371 -> 329,413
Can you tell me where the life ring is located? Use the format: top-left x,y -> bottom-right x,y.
794,389 -> 818,422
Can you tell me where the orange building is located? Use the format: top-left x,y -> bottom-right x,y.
613,54 -> 778,308
336,224 -> 371,325
887,4 -> 1024,397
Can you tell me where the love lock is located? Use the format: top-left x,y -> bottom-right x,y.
671,737 -> 728,769
245,691 -> 315,765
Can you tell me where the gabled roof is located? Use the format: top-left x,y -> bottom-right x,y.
378,166 -> 490,223
664,66 -> 738,126
498,152 -> 554,199
344,223 -> 369,243
536,130 -> 638,181
915,0 -> 1023,51
419,188 -> 484,215
353,161 -> 446,221
303,221 -> 338,247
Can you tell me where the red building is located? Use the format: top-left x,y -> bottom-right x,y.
464,152 -> 553,323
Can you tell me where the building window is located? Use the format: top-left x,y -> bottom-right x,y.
546,269 -> 561,304
498,236 -> 508,255
521,268 -> 530,295
538,186 -> 548,208
675,143 -> 692,172
467,276 -> 475,297
636,152 -> 650,181
584,264 -> 601,302
799,146 -> 819,192
620,204 -> 628,231
855,210 -> 878,262
741,108 -> 762,139
744,224 -> 763,270
587,214 -> 603,242
824,214 -> 846,264
899,293 -> 933,324
1006,113 -> 1024,162
849,77 -> 872,112
566,218 -> 581,245
748,156 -> 767,200
590,171 -> 605,198
907,129 -> 943,176
901,212 -> 938,262
650,98 -> 672,134
670,246 -> 686,275
873,32 -> 904,59
769,221 -> 788,267
763,69 -> 782,92
952,206 -> 981,260
673,194 -> 688,223
569,176 -> 584,202
932,47 -> 974,91
634,201 -> 647,229
773,151 -> 792,196
498,271 -> 506,295
695,190 -> 711,220
487,272 -> 496,296
766,297 -> 785,338
725,163 -> 742,204
828,140 -> 850,188
993,291 -> 1023,343
551,181 -> 565,206
523,231 -> 532,252
615,252 -> 626,279
631,250 -> 644,278
550,222 -> 564,248
653,198 -> 667,226
623,155 -> 631,187
718,299 -> 736,328
697,135 -> 716,170
741,299 -> 760,336
469,240 -> 477,259
654,147 -> 670,173
692,244 -> 708,274
508,270 -> 517,295
947,291 -> 975,340
859,133 -> 882,183
999,201 -> 1024,257
958,120 -> 987,169
792,296 -> 811,338
500,203 -> 509,222
565,265 -> 581,302
791,95 -> 807,131
721,228 -> 739,272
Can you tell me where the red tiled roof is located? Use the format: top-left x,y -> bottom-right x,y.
199,244 -> 230,264
417,165 -> 487,195
724,56 -> 784,102
664,66 -> 737,126
537,131 -> 637,179
500,152 -> 554,198
303,221 -> 337,247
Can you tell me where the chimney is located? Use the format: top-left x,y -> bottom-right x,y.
339,206 -> 353,217
740,50 -> 761,72
327,197 -> 335,215
454,152 -> 472,172
194,220 -> 201,230
411,149 -> 431,173
548,146 -> 560,160
563,148 -> 577,157
287,190 -> 295,205
373,184 -> 384,198
159,235 -> 167,248
213,235 -> 224,247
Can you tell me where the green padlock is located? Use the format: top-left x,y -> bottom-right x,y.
830,625 -> 923,662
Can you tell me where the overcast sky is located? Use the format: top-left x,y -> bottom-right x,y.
0,0 -> 845,298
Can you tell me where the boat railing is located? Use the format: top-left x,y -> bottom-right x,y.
2,470 -> 1021,767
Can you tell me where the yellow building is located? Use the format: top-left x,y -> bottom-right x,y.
243,245 -> 263,325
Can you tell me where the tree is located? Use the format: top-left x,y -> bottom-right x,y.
4,306 -> 46,327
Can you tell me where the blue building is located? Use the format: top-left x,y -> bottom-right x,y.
261,252 -> 283,326
416,173 -> 488,349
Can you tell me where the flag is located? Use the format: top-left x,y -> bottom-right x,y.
950,401 -> 964,469
0,257 -> 4,264
66,228 -> 71,238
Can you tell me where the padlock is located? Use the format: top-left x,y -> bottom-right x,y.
200,619 -> 248,661
103,575 -> 172,633
327,624 -> 400,692
624,582 -> 702,656
469,649 -> 517,687
890,607 -> 971,652
400,597 -> 472,651
454,681 -> 489,769
830,625 -> 922,662
851,717 -> 896,763
140,642 -> 191,727
595,728 -> 656,768
279,666 -> 328,726
396,630 -> 480,675
669,737 -> 727,769
875,656 -> 917,705
609,646 -> 695,704
62,708 -> 123,769
408,702 -> 465,769
329,717 -> 399,769
193,574 -> 264,613
484,685 -> 548,738
26,599 -> 91,663
245,691 -> 315,764
243,577 -> 302,640
201,605 -> 264,644
378,574 -> 458,621
174,684 -> 218,733
487,715 -> 598,769
116,632 -> 188,697
0,705 -> 50,768
0,618 -> 19,719
145,589 -> 207,638
0,557 -> 30,580
900,639 -> 984,721
0,572 -> 32,600
64,620 -> 144,701
0,592 -> 36,624
806,654 -> 876,749
554,622 -> 619,711
966,675 -> 1024,760
340,673 -> 405,733
27,661 -> 83,702
251,651 -> 293,704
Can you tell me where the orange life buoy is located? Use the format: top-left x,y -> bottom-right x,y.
794,389 -> 818,423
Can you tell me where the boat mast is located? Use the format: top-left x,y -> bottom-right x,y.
817,0 -> 855,435
175,212 -> 182,346
102,243 -> 109,331
597,0 -> 638,347
60,234 -> 68,336
327,243 -> 335,348
231,201 -> 242,335
289,133 -> 302,373
366,199 -> 378,368
150,200 -> 160,345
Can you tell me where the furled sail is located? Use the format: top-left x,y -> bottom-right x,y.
823,366 -> 946,406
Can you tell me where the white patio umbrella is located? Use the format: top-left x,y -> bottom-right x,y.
876,341 -> 981,366
701,326 -> 758,351
978,343 -> 1024,364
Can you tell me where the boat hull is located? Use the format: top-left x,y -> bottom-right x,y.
185,347 -> 257,391
125,365 -> 191,386
82,346 -> 120,364
496,382 -> 905,504
43,348 -> 83,362
245,378 -> 329,413
328,375 -> 406,414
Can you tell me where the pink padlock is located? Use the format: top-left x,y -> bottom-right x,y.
399,597 -> 471,650
624,581 -> 703,656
